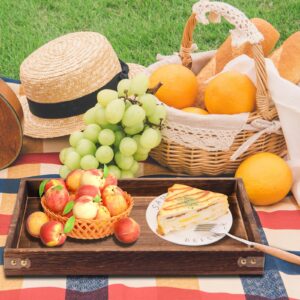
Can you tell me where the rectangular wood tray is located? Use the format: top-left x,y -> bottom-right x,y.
4,178 -> 264,276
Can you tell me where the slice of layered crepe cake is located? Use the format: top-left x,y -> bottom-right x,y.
157,184 -> 229,235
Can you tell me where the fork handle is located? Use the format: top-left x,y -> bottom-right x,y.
253,243 -> 300,265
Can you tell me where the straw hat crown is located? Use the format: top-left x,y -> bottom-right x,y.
20,32 -> 121,103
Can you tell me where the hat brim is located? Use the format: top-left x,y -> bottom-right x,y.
17,63 -> 146,138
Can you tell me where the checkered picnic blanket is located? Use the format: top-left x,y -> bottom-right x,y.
0,80 -> 300,300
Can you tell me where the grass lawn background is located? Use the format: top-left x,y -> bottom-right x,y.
0,0 -> 299,79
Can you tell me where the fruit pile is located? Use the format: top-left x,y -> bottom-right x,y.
26,168 -> 140,247
59,73 -> 167,179
149,64 -> 256,115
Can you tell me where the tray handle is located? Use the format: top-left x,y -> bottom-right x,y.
180,0 -> 276,120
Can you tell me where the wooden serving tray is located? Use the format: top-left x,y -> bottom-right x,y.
4,178 -> 264,276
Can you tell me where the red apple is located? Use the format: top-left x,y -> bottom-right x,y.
45,179 -> 66,193
80,169 -> 105,189
103,174 -> 118,190
114,217 -> 140,244
40,221 -> 67,247
45,185 -> 70,213
75,185 -> 101,200
73,195 -> 99,220
95,205 -> 111,221
26,211 -> 49,238
66,169 -> 84,192
102,185 -> 127,216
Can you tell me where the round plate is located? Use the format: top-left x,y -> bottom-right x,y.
146,193 -> 233,246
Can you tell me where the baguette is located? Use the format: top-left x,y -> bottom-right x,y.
196,18 -> 280,106
270,32 -> 300,84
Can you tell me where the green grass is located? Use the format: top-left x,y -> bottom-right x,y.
0,0 -> 299,79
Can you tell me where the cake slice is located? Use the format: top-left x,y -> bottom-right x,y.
157,184 -> 229,235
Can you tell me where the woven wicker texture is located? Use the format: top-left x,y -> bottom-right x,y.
150,0 -> 286,176
41,192 -> 134,240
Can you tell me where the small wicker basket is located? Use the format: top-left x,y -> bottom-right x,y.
150,0 -> 286,176
41,192 -> 134,240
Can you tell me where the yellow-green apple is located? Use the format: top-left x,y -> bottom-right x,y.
45,185 -> 70,213
114,217 -> 140,244
95,205 -> 111,221
102,185 -> 127,216
66,169 -> 84,192
80,169 -> 105,189
45,179 -> 66,193
73,195 -> 99,219
26,211 -> 49,238
40,220 -> 67,247
75,185 -> 101,200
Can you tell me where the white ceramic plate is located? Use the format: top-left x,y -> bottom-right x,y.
146,193 -> 233,246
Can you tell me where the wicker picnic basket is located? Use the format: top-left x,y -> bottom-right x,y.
150,0 -> 286,176
41,192 -> 134,240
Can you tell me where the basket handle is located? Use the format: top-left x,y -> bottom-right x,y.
180,0 -> 276,120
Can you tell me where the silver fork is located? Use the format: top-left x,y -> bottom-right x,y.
195,224 -> 300,265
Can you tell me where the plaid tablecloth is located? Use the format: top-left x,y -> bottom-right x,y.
0,80 -> 300,300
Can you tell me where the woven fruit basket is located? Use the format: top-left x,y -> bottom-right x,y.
150,0 -> 286,176
41,192 -> 134,240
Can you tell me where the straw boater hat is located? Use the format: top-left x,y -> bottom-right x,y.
19,32 -> 146,138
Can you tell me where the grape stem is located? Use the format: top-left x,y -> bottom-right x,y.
147,82 -> 163,95
145,118 -> 164,130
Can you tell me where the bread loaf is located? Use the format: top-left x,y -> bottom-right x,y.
196,18 -> 280,106
270,32 -> 300,84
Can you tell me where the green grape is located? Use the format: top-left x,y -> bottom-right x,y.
140,128 -> 159,149
64,151 -> 81,170
114,130 -> 125,148
117,79 -> 132,97
76,138 -> 96,156
148,105 -> 167,125
125,100 -> 132,110
59,148 -> 69,164
153,128 -> 162,148
133,151 -> 148,162
108,165 -> 121,179
119,137 -> 137,156
124,122 -> 144,135
95,145 -> 114,164
83,124 -> 101,143
122,105 -> 146,127
120,170 -> 134,179
138,94 -> 157,117
102,124 -> 120,131
80,154 -> 99,170
69,131 -> 84,147
83,107 -> 97,125
95,107 -> 109,126
130,160 -> 139,175
98,129 -> 115,146
115,152 -> 134,170
105,99 -> 125,124
59,165 -> 71,179
133,135 -> 151,154
95,103 -> 102,109
129,73 -> 149,96
97,89 -> 118,107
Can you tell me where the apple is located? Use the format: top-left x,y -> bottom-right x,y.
26,211 -> 49,238
75,185 -> 101,200
66,169 -> 84,192
95,205 -> 111,221
45,179 -> 66,193
102,185 -> 127,216
73,196 -> 99,220
114,217 -> 140,244
80,169 -> 105,189
40,221 -> 67,247
103,174 -> 118,190
45,185 -> 70,213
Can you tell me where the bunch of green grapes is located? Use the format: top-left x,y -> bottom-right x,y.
59,73 -> 167,179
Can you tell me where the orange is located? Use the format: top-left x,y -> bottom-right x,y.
182,107 -> 208,115
204,71 -> 256,114
149,64 -> 198,109
235,152 -> 292,206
